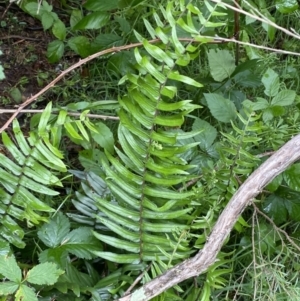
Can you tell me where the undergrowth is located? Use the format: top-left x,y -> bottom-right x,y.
1,0 -> 300,300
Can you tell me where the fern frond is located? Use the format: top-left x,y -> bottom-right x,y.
0,104 -> 66,247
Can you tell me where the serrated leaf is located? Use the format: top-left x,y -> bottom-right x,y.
73,12 -> 109,30
15,284 -> 38,301
26,262 -> 64,285
262,68 -> 280,97
284,163 -> 300,191
207,49 -> 235,82
38,212 -> 70,248
68,36 -> 91,57
70,9 -> 82,28
62,227 -> 103,259
52,19 -> 66,41
41,11 -> 54,30
271,90 -> 296,106
92,33 -> 123,51
204,93 -> 237,123
47,40 -> 64,63
252,97 -> 269,110
0,255 -> 22,283
192,117 -> 217,149
263,194 -> 289,224
0,281 -> 19,295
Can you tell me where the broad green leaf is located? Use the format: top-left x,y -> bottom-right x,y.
271,90 -> 296,106
204,93 -> 237,123
68,36 -> 91,57
92,34 -> 123,51
38,212 -> 70,248
192,118 -> 217,149
207,49 -> 235,82
284,163 -> 300,191
73,12 -> 109,30
262,16 -> 276,41
115,16 -> 131,34
52,19 -> 66,40
244,98 -> 269,110
0,255 -> 22,283
39,249 -> 69,269
262,194 -> 288,224
266,174 -> 283,192
262,68 -> 280,97
62,227 -> 103,259
108,51 -> 135,76
26,262 -> 64,285
47,40 -> 64,63
262,108 -> 274,123
70,9 -> 82,28
0,239 -> 10,256
0,282 -> 19,295
9,87 -> 22,103
276,0 -> 299,13
15,285 -> 38,301
84,0 -> 119,11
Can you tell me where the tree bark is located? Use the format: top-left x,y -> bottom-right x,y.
117,134 -> 300,301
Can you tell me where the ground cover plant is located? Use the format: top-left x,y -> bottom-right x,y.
0,0 -> 300,300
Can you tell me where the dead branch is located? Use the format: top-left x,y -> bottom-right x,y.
117,134 -> 300,301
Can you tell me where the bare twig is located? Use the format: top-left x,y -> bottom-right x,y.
0,109 -> 119,120
117,134 -> 300,301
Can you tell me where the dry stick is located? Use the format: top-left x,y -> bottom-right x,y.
117,134 -> 300,301
0,109 -> 120,120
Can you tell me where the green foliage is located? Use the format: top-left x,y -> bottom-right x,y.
0,255 -> 63,300
0,103 -> 66,248
2,0 -> 300,300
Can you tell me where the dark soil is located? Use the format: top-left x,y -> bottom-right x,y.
0,1 -> 56,126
